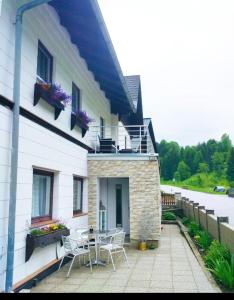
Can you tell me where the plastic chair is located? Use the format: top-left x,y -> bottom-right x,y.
99,231 -> 129,271
58,235 -> 92,277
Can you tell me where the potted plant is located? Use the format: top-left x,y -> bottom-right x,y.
25,222 -> 70,262
71,109 -> 93,137
34,82 -> 71,120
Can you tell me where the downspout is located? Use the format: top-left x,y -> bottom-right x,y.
5,0 -> 52,293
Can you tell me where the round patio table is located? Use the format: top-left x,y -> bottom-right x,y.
82,229 -> 110,266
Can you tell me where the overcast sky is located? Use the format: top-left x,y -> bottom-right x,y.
98,0 -> 234,146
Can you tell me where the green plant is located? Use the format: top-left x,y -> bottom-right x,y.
204,240 -> 231,269
162,212 -> 176,220
30,229 -> 46,236
209,256 -> 234,289
148,244 -> 156,250
181,217 -> 190,225
188,221 -> 200,237
195,230 -> 212,252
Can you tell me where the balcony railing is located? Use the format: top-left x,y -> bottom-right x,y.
87,125 -> 155,154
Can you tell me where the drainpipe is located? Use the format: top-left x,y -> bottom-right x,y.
5,0 -> 52,293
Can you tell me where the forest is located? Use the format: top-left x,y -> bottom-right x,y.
158,134 -> 234,191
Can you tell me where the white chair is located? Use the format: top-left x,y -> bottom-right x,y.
99,231 -> 129,271
99,227 -> 123,246
58,235 -> 92,277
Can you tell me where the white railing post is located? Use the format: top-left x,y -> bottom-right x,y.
139,126 -> 142,154
116,125 -> 118,153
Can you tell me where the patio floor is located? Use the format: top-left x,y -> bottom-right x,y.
31,225 -> 220,293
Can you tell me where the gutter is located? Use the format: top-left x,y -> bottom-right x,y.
5,0 -> 52,293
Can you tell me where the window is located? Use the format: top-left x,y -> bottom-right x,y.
100,117 -> 105,139
73,177 -> 83,214
37,41 -> 53,83
72,83 -> 81,112
31,169 -> 53,223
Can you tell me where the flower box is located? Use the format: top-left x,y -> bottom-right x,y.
70,113 -> 89,137
34,83 -> 70,120
25,228 -> 70,262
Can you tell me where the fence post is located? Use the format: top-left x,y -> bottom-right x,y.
175,192 -> 182,208
185,198 -> 189,217
193,203 -> 199,222
197,206 -> 205,228
217,217 -> 229,243
205,209 -> 214,232
189,201 -> 194,220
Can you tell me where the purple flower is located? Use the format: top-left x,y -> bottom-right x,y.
72,109 -> 93,126
41,83 -> 71,106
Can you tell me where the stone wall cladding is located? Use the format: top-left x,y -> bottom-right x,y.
88,159 -> 161,242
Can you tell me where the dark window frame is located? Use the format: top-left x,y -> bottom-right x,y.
31,169 -> 54,224
73,176 -> 83,215
72,82 -> 81,112
37,40 -> 53,83
100,117 -> 105,139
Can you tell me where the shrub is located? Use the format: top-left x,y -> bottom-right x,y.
205,240 -> 231,269
162,212 -> 176,220
195,230 -> 212,252
209,256 -> 234,289
181,217 -> 190,225
188,221 -> 200,237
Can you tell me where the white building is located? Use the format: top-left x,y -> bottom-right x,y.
0,0 -> 161,292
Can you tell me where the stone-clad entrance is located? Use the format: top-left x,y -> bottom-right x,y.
87,155 -> 161,246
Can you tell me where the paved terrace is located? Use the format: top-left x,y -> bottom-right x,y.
31,225 -> 220,293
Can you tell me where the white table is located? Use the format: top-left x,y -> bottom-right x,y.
82,229 -> 110,266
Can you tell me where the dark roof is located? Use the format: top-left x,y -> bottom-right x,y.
125,75 -> 140,111
121,75 -> 143,126
49,0 -> 134,115
144,118 -> 158,153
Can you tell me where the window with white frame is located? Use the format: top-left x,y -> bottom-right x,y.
73,177 -> 83,214
72,83 -> 81,112
31,169 -> 53,223
37,41 -> 53,83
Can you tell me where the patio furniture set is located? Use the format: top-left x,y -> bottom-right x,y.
58,228 -> 129,277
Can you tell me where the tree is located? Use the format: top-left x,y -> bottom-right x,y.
211,152 -> 225,176
159,141 -> 181,180
198,163 -> 209,174
174,171 -> 181,182
227,147 -> 234,182
177,161 -> 191,181
183,146 -> 197,174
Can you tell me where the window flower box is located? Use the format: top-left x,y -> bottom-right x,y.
71,109 -> 93,137
25,224 -> 70,262
34,82 -> 71,120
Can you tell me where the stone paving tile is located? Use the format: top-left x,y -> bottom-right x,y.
124,287 -> 149,293
148,287 -> 174,293
150,280 -> 173,289
30,224 -> 219,293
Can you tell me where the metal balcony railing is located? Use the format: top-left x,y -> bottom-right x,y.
87,125 -> 155,154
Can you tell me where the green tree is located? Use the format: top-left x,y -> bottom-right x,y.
177,161 -> 191,181
198,162 -> 209,174
211,152 -> 225,176
227,147 -> 234,182
159,141 -> 181,180
174,171 -> 181,182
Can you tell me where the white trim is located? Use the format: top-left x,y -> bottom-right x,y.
87,154 -> 158,161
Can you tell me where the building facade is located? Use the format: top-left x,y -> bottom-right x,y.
0,0 -> 161,291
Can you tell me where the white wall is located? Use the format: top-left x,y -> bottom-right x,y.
99,178 -> 130,234
0,0 -> 114,147
0,105 -> 11,292
0,0 -> 121,290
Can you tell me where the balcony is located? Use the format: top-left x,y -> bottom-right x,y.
87,125 -> 157,156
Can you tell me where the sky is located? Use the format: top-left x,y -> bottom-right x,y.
98,0 -> 234,146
